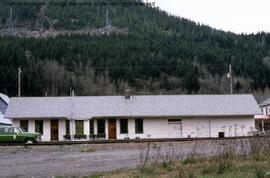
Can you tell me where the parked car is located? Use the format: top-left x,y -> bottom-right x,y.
0,126 -> 41,144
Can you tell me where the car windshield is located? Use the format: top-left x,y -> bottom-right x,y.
18,128 -> 24,132
14,128 -> 22,133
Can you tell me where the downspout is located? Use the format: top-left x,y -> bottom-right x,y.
209,119 -> 211,138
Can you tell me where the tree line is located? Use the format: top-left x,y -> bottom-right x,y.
0,1 -> 270,97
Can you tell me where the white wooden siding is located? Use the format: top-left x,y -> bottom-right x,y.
84,120 -> 90,136
43,120 -> 50,141
12,116 -> 255,141
168,120 -> 182,138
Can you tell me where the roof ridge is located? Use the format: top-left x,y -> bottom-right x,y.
10,94 -> 254,99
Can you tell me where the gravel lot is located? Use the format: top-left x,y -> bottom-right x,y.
0,140 -> 242,178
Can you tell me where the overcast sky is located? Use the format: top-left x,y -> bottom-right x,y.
153,0 -> 270,34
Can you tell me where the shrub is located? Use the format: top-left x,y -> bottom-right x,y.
182,157 -> 197,165
162,160 -> 175,171
217,159 -> 233,174
74,135 -> 87,139
255,166 -> 266,178
97,133 -> 106,138
201,166 -> 210,175
63,135 -> 71,140
139,166 -> 156,176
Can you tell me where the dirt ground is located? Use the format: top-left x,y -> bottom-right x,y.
0,140 -> 241,178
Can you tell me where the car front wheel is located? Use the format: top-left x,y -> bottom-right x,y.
25,138 -> 36,144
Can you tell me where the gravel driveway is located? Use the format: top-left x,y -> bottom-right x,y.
0,140 -> 243,178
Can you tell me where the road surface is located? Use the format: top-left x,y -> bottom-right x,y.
0,140 -> 244,177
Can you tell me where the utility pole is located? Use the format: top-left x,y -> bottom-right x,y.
106,9 -> 112,29
18,67 -> 22,97
7,7 -> 14,35
71,90 -> 75,141
227,64 -> 233,94
105,0 -> 112,34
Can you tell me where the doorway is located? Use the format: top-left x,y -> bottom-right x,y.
218,132 -> 225,138
108,119 -> 116,139
51,120 -> 59,141
168,119 -> 182,138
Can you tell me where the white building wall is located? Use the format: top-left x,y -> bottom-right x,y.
94,120 -> 97,135
144,118 -> 168,139
116,118 -> 168,139
12,116 -> 256,141
105,120 -> 108,139
59,119 -> 66,141
12,119 -> 20,127
182,117 -> 255,138
210,117 -> 255,137
42,120 -> 50,141
84,120 -> 90,136
129,119 -> 135,138
182,119 -> 197,138
116,119 -> 121,138
182,118 -> 212,138
28,120 -> 35,133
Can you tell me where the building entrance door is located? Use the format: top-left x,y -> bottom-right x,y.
108,119 -> 116,139
51,120 -> 59,141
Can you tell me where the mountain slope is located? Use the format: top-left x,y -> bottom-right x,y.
0,1 -> 270,97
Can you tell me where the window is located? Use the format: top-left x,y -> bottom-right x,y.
218,132 -> 225,138
120,119 -> 128,134
75,120 -> 84,135
90,120 -> 94,135
20,120 -> 28,132
0,127 -> 4,133
135,119 -> 143,134
0,127 -> 12,133
35,120 -> 43,134
264,123 -> 270,130
66,120 -> 70,135
168,119 -> 182,123
8,127 -> 14,133
97,120 -> 105,134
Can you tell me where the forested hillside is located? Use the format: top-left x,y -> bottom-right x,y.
0,0 -> 270,100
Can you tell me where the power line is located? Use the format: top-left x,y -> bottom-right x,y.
0,63 -> 260,69
1,80 -> 270,88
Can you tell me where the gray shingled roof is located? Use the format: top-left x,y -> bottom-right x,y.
259,98 -> 270,107
5,94 -> 261,119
